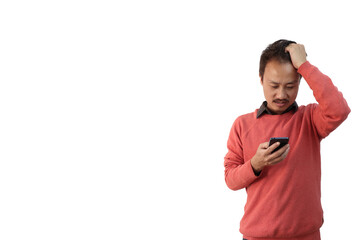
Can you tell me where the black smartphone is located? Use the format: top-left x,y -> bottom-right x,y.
269,137 -> 289,153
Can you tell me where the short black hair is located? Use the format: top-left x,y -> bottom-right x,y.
259,39 -> 297,79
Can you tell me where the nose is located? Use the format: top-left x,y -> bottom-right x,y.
277,87 -> 288,99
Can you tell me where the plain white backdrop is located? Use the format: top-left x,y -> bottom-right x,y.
1,0 -> 359,239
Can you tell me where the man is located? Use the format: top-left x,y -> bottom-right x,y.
224,40 -> 350,240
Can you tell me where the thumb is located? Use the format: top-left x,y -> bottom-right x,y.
259,141 -> 270,149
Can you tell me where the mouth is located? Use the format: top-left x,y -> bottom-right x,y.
273,100 -> 289,108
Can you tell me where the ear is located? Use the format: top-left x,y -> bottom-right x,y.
260,75 -> 264,86
298,74 -> 302,83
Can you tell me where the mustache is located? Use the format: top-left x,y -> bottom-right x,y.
273,99 -> 289,103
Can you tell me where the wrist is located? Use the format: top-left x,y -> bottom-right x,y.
250,158 -> 263,175
297,59 -> 307,69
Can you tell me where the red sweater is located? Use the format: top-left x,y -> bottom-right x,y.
224,61 -> 350,239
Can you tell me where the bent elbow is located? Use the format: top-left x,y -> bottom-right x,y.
344,105 -> 351,119
336,105 -> 351,123
225,176 -> 242,191
339,99 -> 351,121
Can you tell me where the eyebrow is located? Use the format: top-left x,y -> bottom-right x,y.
269,80 -> 298,85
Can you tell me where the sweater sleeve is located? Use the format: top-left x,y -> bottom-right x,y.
224,118 -> 260,191
298,61 -> 351,139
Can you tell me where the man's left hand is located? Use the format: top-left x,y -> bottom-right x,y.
285,43 -> 307,69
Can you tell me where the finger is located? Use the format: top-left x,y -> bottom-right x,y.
283,145 -> 290,157
269,144 -> 289,158
262,141 -> 270,148
268,145 -> 290,165
266,142 -> 281,154
268,156 -> 285,166
285,43 -> 296,53
276,145 -> 290,159
258,141 -> 270,150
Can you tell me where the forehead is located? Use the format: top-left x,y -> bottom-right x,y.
264,60 -> 299,83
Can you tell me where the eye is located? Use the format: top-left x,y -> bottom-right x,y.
271,86 -> 278,89
287,86 -> 294,89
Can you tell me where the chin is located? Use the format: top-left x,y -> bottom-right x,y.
269,103 -> 288,114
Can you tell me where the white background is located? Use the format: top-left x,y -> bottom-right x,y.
0,0 -> 359,239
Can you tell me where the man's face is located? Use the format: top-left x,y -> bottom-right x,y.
261,59 -> 300,114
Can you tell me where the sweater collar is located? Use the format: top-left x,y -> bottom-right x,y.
256,101 -> 298,119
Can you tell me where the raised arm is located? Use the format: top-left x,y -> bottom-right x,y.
286,43 -> 351,138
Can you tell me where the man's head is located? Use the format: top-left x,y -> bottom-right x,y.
259,39 -> 301,114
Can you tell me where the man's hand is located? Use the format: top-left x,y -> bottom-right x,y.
285,43 -> 307,69
250,141 -> 290,174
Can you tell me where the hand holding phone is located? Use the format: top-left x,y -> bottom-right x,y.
251,138 -> 290,174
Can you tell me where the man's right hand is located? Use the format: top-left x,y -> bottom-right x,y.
250,141 -> 290,174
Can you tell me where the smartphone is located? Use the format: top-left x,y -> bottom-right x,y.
269,137 -> 289,153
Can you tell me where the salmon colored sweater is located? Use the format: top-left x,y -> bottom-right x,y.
224,61 -> 350,239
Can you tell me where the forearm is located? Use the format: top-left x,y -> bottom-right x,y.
298,61 -> 351,137
224,159 -> 259,191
